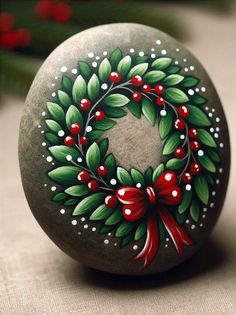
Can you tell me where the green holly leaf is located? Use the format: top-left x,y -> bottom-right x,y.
127,102 -> 141,118
104,94 -> 129,107
66,105 -> 83,130
128,63 -> 149,79
64,198 -> 78,206
87,130 -> 103,141
120,234 -> 132,248
98,138 -> 109,158
187,105 -> 211,127
117,56 -> 132,77
117,167 -> 133,185
72,75 -> 87,104
61,75 -> 73,93
115,221 -> 134,237
131,168 -> 145,186
65,185 -> 90,197
58,90 -> 72,108
198,154 -> 216,173
162,132 -> 181,155
206,148 -> 220,163
110,48 -> 123,68
47,102 -> 65,123
134,222 -> 147,241
90,204 -> 113,220
206,173 -> 215,185
163,88 -> 189,104
134,55 -> 149,64
190,200 -> 200,222
105,106 -> 127,118
88,74 -> 100,101
73,193 -> 106,216
104,154 -> 117,178
182,76 -> 200,88
166,158 -> 185,170
98,58 -> 112,82
163,74 -> 184,86
99,225 -> 114,234
198,129 -> 217,148
78,61 -> 91,81
46,119 -> 62,134
45,133 -> 60,144
48,166 -> 80,185
86,142 -> 100,173
166,66 -> 181,74
145,167 -> 153,185
159,110 -> 174,140
178,190 -> 192,214
105,205 -> 123,225
194,174 -> 209,205
52,192 -> 67,202
142,98 -> 157,125
191,94 -> 207,105
144,70 -> 166,84
176,211 -> 187,225
152,163 -> 164,182
152,57 -> 172,70
93,118 -> 116,131
49,145 -> 80,163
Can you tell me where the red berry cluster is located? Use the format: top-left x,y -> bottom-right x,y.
35,0 -> 72,23
0,13 -> 31,50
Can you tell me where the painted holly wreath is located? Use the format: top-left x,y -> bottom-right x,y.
43,48 -> 221,268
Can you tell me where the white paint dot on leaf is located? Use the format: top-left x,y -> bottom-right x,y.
161,49 -> 167,55
133,245 -> 138,250
92,62 -> 97,68
77,157 -> 82,163
58,130 -> 65,137
46,156 -> 53,162
61,66 -> 67,72
156,40 -> 161,45
186,184 -> 192,191
60,209 -> 65,214
110,179 -> 117,185
104,239 -> 109,244
72,220 -> 77,226
84,224 -> 88,229
125,209 -> 131,216
160,110 -> 167,116
92,227 -> 96,232
139,51 -> 145,57
191,225 -> 196,230
198,150 -> 204,157
86,126 -> 92,132
188,89 -> 194,96
51,186 -> 56,191
72,68 -> 77,74
88,52 -> 94,58
136,183 -> 142,188
66,155 -> 72,161
101,83 -> 108,90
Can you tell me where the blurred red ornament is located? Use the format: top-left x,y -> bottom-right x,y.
52,3 -> 72,23
0,13 -> 14,33
16,28 -> 31,47
0,31 -> 18,50
35,0 -> 54,19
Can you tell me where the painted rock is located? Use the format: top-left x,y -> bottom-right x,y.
19,23 -> 230,275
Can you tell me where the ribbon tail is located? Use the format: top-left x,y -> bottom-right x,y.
133,215 -> 159,268
159,206 -> 192,256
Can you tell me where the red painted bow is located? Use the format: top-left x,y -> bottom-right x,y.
116,171 -> 192,268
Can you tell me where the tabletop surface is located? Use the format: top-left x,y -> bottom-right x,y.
0,6 -> 236,315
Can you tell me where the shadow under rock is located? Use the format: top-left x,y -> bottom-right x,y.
66,237 -> 228,291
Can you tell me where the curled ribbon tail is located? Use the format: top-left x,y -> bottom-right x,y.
133,215 -> 159,268
158,206 -> 192,256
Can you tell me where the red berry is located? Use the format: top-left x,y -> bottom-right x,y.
154,84 -> 165,94
64,136 -> 75,147
0,31 -> 18,50
70,123 -> 81,135
189,128 -> 198,139
52,3 -> 72,23
190,141 -> 200,151
131,75 -> 144,86
178,105 -> 190,118
156,96 -> 165,106
16,28 -> 31,47
77,171 -> 90,184
97,166 -> 108,177
95,111 -> 105,121
80,98 -> 91,111
109,71 -> 121,83
190,162 -> 202,175
105,195 -> 118,208
142,84 -> 151,93
174,147 -> 186,159
35,0 -> 53,19
182,171 -> 193,183
80,136 -> 88,145
132,91 -> 142,102
88,180 -> 99,192
174,118 -> 185,130
0,13 -> 14,33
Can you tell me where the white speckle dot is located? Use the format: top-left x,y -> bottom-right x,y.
46,156 -> 53,162
72,220 -> 77,226
60,209 -> 65,214
72,68 -> 77,74
214,133 -> 219,139
133,245 -> 138,250
165,244 -> 168,248
201,87 -> 206,92
77,157 -> 82,163
92,227 -> 96,232
130,48 -> 135,53
188,89 -> 195,96
210,202 -> 214,208
108,232 -> 112,236
205,106 -> 209,111
38,124 -> 41,128
44,184 -> 47,187
202,214 -> 206,219
78,231 -> 81,235
61,66 -> 67,72
84,224 -> 88,229
136,183 -> 142,188
58,130 -> 65,137
103,51 -> 108,56
92,62 -> 97,68
216,117 -> 220,122
198,150 -> 204,157
184,67 -> 189,72
183,58 -> 187,62
208,113 -> 213,117
66,155 -> 72,161
200,223 -> 203,227
180,134 -> 185,140
110,179 -> 117,185
175,61 -> 179,65
104,239 -> 109,244
52,162 -> 55,166
160,110 -> 167,116
52,92 -> 56,97
51,83 -> 55,87
165,173 -> 172,181
176,48 -> 180,52
219,168 -> 223,173
151,53 -> 156,58
41,130 -> 44,134
88,52 -> 94,58
81,217 -> 85,222
125,209 -> 131,216
151,48 -> 155,52
195,88 -> 199,92
190,66 -> 195,71
161,49 -> 167,55
42,142 -> 46,147
186,184 -> 192,191
191,225 -> 196,230
86,126 -> 92,132
212,108 -> 215,113
42,111 -> 46,116
216,179 -> 220,184
156,40 -> 161,45
212,191 -> 216,196
139,51 -> 144,57
42,155 -> 45,157
114,243 -> 117,247
166,238 -> 169,241
101,83 -> 108,90
216,127 -> 220,132
55,76 -> 58,80
186,219 -> 190,224
172,190 -> 178,197
51,186 -> 56,191
95,56 -> 100,60
220,143 -> 224,148
210,127 -> 214,133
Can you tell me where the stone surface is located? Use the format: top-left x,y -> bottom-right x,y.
19,23 -> 230,275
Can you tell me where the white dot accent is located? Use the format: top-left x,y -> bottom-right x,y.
205,107 -> 209,111
220,143 -> 224,148
165,244 -> 168,248
108,233 -> 112,236
92,227 -> 96,232
172,190 -> 178,197
60,209 -> 65,214
133,245 -> 138,250
166,238 -> 169,241
160,110 -> 167,116
184,67 -> 189,72
136,183 -> 142,188
55,76 -> 58,80
51,83 -> 55,87
198,150 -> 204,157
188,89 -> 195,96
201,87 -> 206,92
114,243 -> 117,247
191,225 -> 196,230
212,108 -> 215,112
208,113 -> 213,117
186,219 -> 190,224
41,130 -> 44,134
176,48 -> 180,52
190,66 -> 195,71
84,224 -> 88,229
103,51 -> 108,56
216,179 -> 220,184
61,66 -> 67,72
183,58 -> 187,62
186,184 -> 192,191
180,134 -> 185,140
51,186 -> 56,191
46,156 -> 53,162
77,157 -> 82,163
210,127 -> 214,133
101,83 -> 108,90
38,124 -> 41,128
161,49 -> 167,55
195,88 -> 200,92
216,127 -> 220,132
72,68 -> 77,74
156,40 -> 161,45
212,191 -> 216,196
86,126 -> 92,132
66,155 -> 72,161
214,133 -> 219,139
81,217 -> 85,222
58,130 -> 65,137
210,202 -> 214,208
151,53 -> 156,58
104,239 -> 109,244
139,51 -> 144,57
165,174 -> 172,181
202,214 -> 206,219
92,62 -> 97,68
219,168 -> 223,173
95,56 -> 100,60
200,223 -> 203,227
44,184 -> 47,187
175,61 -> 179,65
110,179 -> 117,185
216,117 -> 220,122
52,162 -> 55,166
42,111 -> 46,116
130,48 -> 135,53
42,142 -> 46,147
78,231 -> 81,235
72,220 -> 77,225
52,92 -> 56,97
125,209 -> 131,216
88,52 -> 94,58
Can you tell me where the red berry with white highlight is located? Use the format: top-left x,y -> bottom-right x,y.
88,180 -> 99,191
182,171 -> 193,183
77,171 -> 90,184
109,71 -> 121,83
156,96 -> 165,106
142,84 -> 151,93
131,75 -> 144,86
132,91 -> 142,102
178,105 -> 190,118
80,136 -> 88,145
97,166 -> 108,177
105,195 -> 118,208
174,118 -> 185,130
190,141 -> 200,151
155,84 -> 165,94
189,128 -> 198,139
64,136 -> 75,147
174,147 -> 186,159
190,162 -> 202,175
95,111 -> 105,121
70,123 -> 81,134
80,98 -> 91,111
